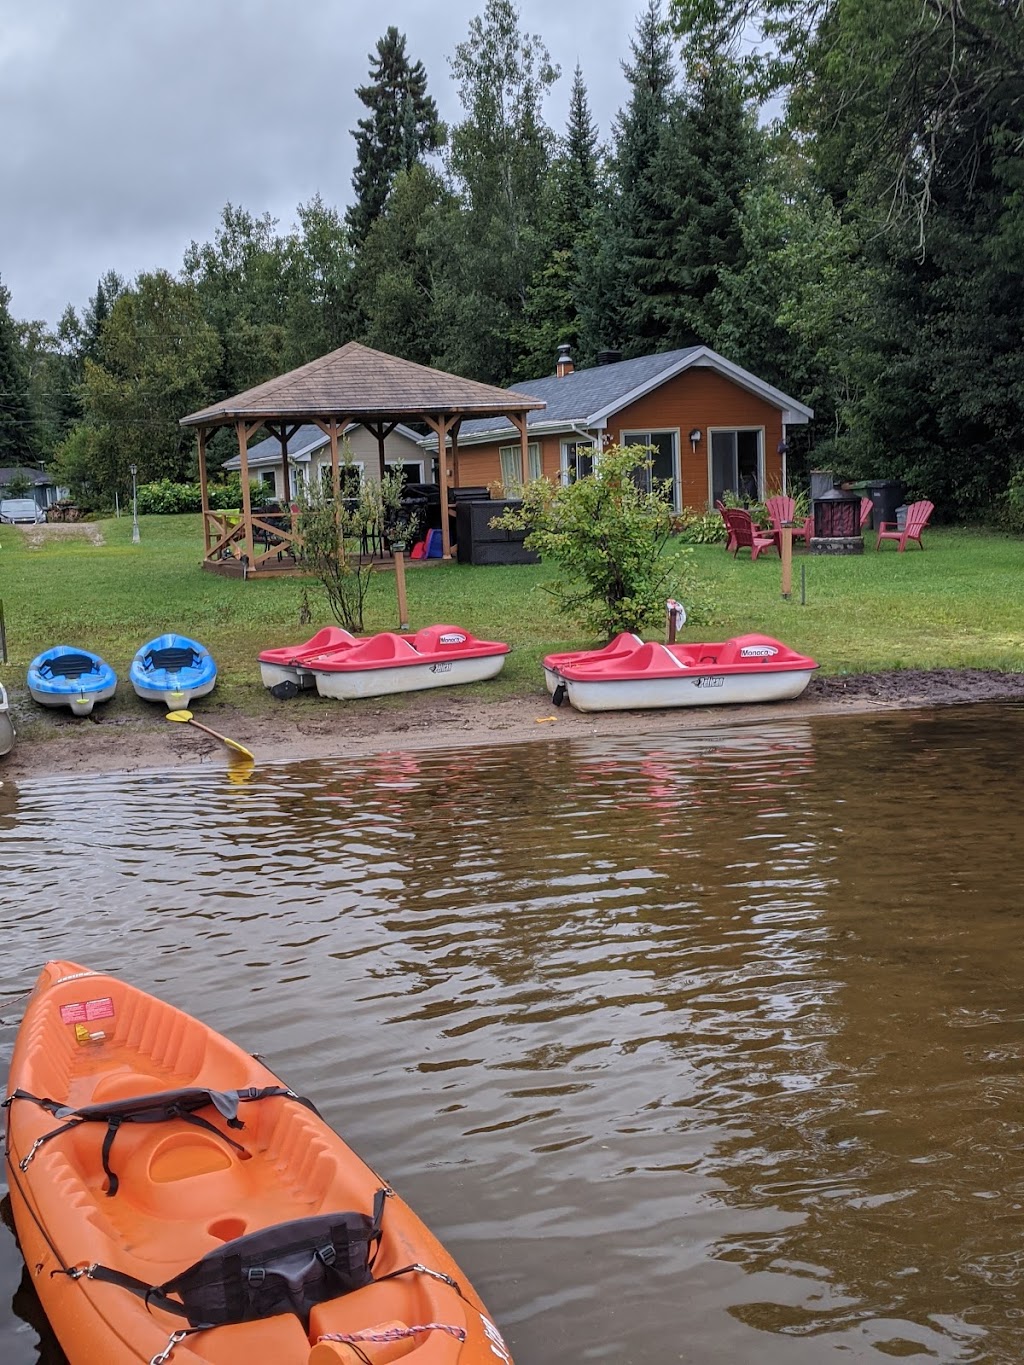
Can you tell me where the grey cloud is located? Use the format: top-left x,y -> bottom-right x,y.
1,0 -> 645,326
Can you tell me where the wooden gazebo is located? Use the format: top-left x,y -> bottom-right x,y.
180,342 -> 546,575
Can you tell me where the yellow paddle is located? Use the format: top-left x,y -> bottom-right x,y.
165,710 -> 255,761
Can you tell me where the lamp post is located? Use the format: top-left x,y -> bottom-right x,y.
130,464 -> 140,544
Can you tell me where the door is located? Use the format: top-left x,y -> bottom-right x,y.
711,431 -> 737,505
711,430 -> 763,504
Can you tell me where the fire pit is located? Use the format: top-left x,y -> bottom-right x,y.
811,487 -> 863,555
808,488 -> 868,556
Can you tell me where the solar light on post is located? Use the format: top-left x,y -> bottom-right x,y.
130,464 -> 140,545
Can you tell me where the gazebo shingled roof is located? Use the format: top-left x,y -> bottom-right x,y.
180,341 -> 546,571
181,341 -> 546,426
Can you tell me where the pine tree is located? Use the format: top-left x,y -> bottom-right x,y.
346,27 -> 443,246
514,64 -> 601,377
0,277 -> 37,466
433,0 -> 559,382
665,54 -> 759,345
578,0 -> 677,358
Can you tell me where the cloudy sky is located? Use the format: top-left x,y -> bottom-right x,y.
1,0 -> 662,329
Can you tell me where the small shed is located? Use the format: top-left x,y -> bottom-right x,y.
180,342 -> 546,574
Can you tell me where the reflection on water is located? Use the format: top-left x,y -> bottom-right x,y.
2,704 -> 1024,1363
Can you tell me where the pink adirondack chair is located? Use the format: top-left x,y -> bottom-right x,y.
723,508 -> 778,561
715,499 -> 738,552
764,494 -> 811,546
859,496 -> 873,529
876,499 -> 934,551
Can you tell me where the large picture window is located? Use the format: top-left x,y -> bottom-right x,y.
319,462 -> 363,497
560,439 -> 595,485
498,442 -> 541,487
620,430 -> 678,506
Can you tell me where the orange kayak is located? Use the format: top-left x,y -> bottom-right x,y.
3,961 -> 514,1365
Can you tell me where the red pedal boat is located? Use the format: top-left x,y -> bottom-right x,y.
309,626 -> 510,701
543,633 -> 818,712
259,628 -> 359,691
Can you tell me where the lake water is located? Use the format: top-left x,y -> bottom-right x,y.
2,703 -> 1023,1363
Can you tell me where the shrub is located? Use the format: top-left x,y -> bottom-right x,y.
134,477 -> 261,515
1000,469 -> 1024,534
673,508 -> 726,543
492,443 -> 707,638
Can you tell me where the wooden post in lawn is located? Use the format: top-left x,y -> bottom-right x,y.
781,526 -> 793,599
393,548 -> 409,631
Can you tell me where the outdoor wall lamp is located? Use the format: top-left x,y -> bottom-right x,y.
689,428 -> 702,450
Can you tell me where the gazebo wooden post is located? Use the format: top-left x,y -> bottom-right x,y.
327,419 -> 342,502
425,415 -> 452,559
235,420 -> 256,566
450,418 -> 463,492
197,429 -> 211,557
277,425 -> 290,506
511,413 -> 529,486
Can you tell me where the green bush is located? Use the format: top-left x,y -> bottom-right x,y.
999,469 -> 1024,534
673,508 -> 726,543
493,444 -> 709,638
135,477 -> 260,515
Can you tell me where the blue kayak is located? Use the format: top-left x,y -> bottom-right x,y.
129,634 -> 217,708
27,646 -> 117,717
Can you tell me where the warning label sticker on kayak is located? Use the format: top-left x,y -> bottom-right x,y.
60,997 -> 115,1025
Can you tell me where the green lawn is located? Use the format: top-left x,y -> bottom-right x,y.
0,515 -> 1021,725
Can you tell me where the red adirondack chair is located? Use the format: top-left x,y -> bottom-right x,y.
876,499 -> 934,551
715,499 -> 738,552
764,494 -> 810,546
723,507 -> 778,561
859,496 -> 873,529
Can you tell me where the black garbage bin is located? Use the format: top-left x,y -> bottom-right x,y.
867,479 -> 904,531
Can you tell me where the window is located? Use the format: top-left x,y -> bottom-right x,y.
258,471 -> 275,489
710,430 -> 762,504
384,461 -> 424,488
620,430 -> 677,505
560,439 -> 595,485
498,442 -> 540,487
319,462 -> 362,497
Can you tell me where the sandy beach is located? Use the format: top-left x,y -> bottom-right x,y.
2,667 -> 1022,779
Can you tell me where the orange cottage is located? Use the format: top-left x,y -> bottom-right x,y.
426,345 -> 814,511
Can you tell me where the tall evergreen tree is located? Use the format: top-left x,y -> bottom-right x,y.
578,0 -> 676,358
514,64 -> 602,377
346,27 -> 443,246
654,53 -> 759,346
353,163 -> 452,365
432,0 -> 559,382
0,277 -> 37,466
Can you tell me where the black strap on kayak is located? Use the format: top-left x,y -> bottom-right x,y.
53,1188 -> 392,1334
5,1085 -> 306,1194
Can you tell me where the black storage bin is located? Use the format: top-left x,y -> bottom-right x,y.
455,500 -> 539,566
867,479 -> 904,530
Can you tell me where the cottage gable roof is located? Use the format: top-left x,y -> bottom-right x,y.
432,346 -> 813,447
221,421 -> 423,470
181,341 -> 546,428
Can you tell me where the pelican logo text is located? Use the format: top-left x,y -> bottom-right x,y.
693,676 -> 725,688
430,662 -> 453,673
740,645 -> 778,658
480,1315 -> 512,1362
438,633 -> 466,645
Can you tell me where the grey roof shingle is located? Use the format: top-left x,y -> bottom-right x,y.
453,348 -> 702,439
